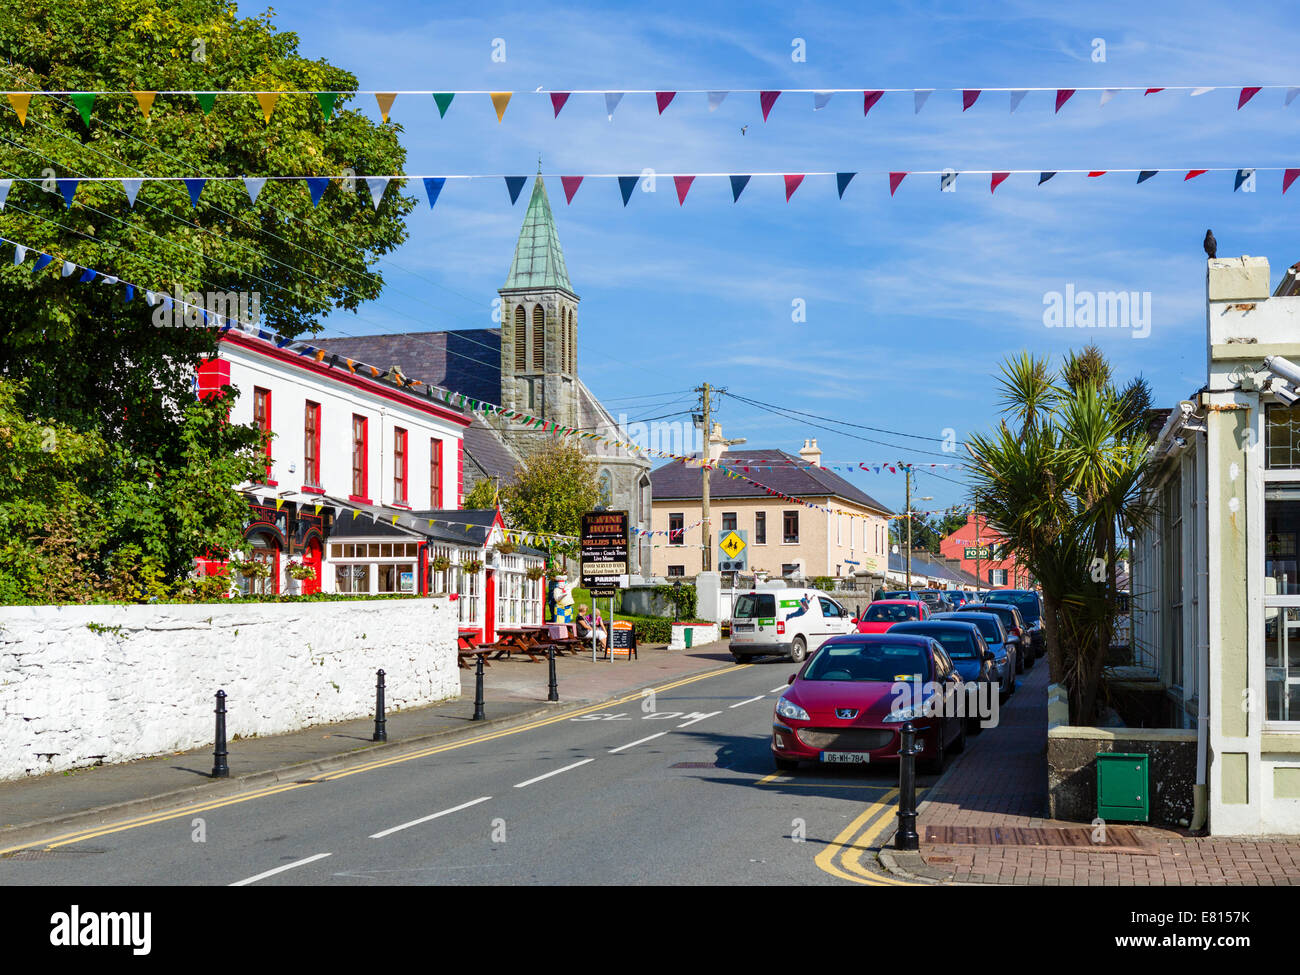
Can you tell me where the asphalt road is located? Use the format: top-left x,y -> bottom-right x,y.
1,659 -> 941,886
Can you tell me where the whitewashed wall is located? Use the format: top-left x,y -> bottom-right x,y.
0,598 -> 457,781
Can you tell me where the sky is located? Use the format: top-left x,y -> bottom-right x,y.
259,0 -> 1300,517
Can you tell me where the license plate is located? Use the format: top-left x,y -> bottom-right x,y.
821,751 -> 872,764
732,623 -> 753,631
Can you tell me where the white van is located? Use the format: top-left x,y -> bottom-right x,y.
728,586 -> 857,663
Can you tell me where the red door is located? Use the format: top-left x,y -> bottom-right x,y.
485,569 -> 496,644
303,539 -> 322,595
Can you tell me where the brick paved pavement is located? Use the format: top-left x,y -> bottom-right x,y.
887,650 -> 1300,885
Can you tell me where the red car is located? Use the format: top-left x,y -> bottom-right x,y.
856,599 -> 929,634
771,633 -> 967,773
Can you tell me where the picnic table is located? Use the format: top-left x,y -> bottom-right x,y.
481,625 -> 561,663
456,629 -> 493,669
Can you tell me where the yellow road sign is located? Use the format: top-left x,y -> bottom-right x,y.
720,531 -> 746,560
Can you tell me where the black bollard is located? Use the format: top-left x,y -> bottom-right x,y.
372,669 -> 388,742
547,644 -> 559,702
211,689 -> 229,779
472,652 -> 486,721
895,720 -> 920,850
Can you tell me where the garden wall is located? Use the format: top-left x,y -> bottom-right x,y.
0,597 -> 456,780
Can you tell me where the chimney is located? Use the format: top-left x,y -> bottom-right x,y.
799,438 -> 822,466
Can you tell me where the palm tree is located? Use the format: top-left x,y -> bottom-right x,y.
966,347 -> 1153,723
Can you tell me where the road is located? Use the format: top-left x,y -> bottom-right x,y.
1,659 -> 939,886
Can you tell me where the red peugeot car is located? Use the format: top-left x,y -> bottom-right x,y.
771,633 -> 967,773
856,599 -> 929,634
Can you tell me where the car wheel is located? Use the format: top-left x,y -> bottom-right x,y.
789,636 -> 808,663
774,756 -> 799,771
731,652 -> 747,664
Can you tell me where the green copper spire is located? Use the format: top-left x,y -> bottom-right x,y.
503,176 -> 574,294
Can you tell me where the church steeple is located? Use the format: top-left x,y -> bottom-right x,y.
499,175 -> 579,426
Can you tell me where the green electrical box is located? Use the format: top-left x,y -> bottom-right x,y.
1096,752 -> 1149,823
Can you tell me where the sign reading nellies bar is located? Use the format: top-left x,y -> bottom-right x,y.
581,510 -> 629,595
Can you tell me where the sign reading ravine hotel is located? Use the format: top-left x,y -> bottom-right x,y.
581,510 -> 629,595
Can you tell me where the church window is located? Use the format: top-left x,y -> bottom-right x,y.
599,470 -> 613,507
560,307 -> 568,374
513,305 -> 526,371
532,305 -> 545,370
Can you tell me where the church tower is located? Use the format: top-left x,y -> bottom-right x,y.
498,176 -> 579,429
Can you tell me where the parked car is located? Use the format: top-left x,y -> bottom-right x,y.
856,599 -> 930,633
771,633 -> 968,773
916,589 -> 957,612
982,590 -> 1044,664
730,588 -> 857,664
952,602 -> 1030,670
945,591 -> 973,608
873,588 -> 924,601
890,619 -> 1002,726
931,611 -> 1016,699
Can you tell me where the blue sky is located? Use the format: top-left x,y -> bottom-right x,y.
264,0 -> 1300,516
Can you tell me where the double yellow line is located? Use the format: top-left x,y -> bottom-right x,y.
0,664 -> 737,856
814,787 -> 922,885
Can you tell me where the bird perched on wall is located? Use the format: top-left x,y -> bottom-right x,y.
1204,229 -> 1217,258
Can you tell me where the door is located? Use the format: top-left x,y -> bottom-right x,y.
303,539 -> 322,595
485,569 -> 496,644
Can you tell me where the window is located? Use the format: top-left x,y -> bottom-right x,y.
667,565 -> 685,577
1267,403 -> 1300,469
783,510 -> 799,543
514,305 -> 526,371
819,597 -> 842,618
1264,484 -> 1300,722
351,415 -> 368,499
560,310 -> 567,375
754,511 -> 766,544
722,512 -> 737,532
303,401 -> 321,487
378,563 -> 416,593
335,564 -> 370,595
531,305 -> 545,370
430,439 -> 443,508
837,514 -> 843,546
781,563 -> 799,577
253,387 -> 272,481
989,569 -> 1007,586
599,470 -> 613,507
393,427 -> 408,504
669,512 -> 684,546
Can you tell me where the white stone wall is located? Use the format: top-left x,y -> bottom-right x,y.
0,598 -> 457,781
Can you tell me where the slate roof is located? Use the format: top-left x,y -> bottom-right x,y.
463,418 -> 522,484
650,448 -> 891,515
502,177 -> 574,295
888,551 -> 981,587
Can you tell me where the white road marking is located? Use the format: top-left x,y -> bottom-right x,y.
608,732 -> 667,753
514,758 -> 594,788
730,695 -> 766,709
677,711 -> 721,728
229,852 -> 332,887
369,796 -> 493,839
770,685 -> 789,693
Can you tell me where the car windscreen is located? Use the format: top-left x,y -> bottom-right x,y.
803,643 -> 930,682
969,605 -> 1017,628
892,626 -> 979,658
987,592 -> 1040,621
949,615 -> 1001,642
734,593 -> 775,619
862,603 -> 919,623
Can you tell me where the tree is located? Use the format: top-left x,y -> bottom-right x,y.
0,1 -> 412,596
462,478 -> 500,511
500,443 -> 599,550
965,348 -> 1153,723
889,506 -> 970,554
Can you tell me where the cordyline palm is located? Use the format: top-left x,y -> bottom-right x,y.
967,349 -> 1152,723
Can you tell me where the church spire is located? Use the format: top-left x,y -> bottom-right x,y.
503,175 -> 575,296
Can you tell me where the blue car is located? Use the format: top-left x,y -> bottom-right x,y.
934,611 -> 1017,698
889,620 -> 999,732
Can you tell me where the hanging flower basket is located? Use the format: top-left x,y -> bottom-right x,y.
525,565 -> 546,581
230,558 -> 271,580
462,559 -> 484,575
495,539 -> 518,555
286,560 -> 317,581
431,555 -> 452,573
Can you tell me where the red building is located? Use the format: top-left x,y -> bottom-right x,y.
937,514 -> 1031,590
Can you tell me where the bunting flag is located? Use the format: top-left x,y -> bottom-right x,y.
309,92 -> 335,120
7,92 -> 31,124
1285,169 -> 1300,194
1191,87 -> 1214,96
433,92 -> 455,117
729,174 -> 750,202
617,175 -> 637,206
863,90 -> 884,115
561,175 -> 583,204
1055,89 -> 1075,112
760,90 -> 780,120
32,253 -> 53,272
1137,170 -> 1158,183
990,172 -> 1010,193
962,89 -> 980,111
366,176 -> 389,209
184,178 -> 206,207
423,176 -> 445,208
1009,89 -> 1028,112
505,176 -> 527,204
70,92 -> 95,126
121,178 -> 143,207
1239,86 -> 1262,109
1185,170 -> 1207,180
604,91 -> 623,119
550,92 -> 570,117
0,178 -> 10,209
375,92 -> 397,122
940,170 -> 958,191
1235,169 -> 1254,191
305,177 -> 331,207
784,174 -> 804,201
56,179 -> 77,208
1145,88 -> 1164,96
255,92 -> 278,123
1288,88 -> 1300,107
655,91 -> 676,114
836,172 -> 855,198
1087,170 -> 1106,178
674,175 -> 694,205
132,90 -> 156,119
490,92 -> 511,122
913,89 -> 932,113
813,91 -> 833,110
889,171 -> 907,195
707,90 -> 728,111
1100,88 -> 1118,106
244,177 -> 267,205
1039,171 -> 1056,184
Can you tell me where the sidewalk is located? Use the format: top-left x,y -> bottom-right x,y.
0,641 -> 731,842
884,655 -> 1300,886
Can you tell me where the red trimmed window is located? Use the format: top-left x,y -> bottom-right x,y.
394,427 -> 408,504
351,414 -> 368,499
303,401 -> 321,487
253,387 -> 272,481
430,438 -> 443,508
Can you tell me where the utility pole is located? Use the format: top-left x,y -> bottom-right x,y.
700,382 -> 712,573
905,467 -> 911,590
975,506 -> 981,596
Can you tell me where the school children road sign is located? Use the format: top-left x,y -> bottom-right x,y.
719,529 -> 748,571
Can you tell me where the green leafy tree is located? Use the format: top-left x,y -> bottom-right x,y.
501,443 -> 599,550
462,478 -> 500,512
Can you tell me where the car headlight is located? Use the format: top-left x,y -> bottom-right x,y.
883,704 -> 926,723
775,696 -> 810,722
